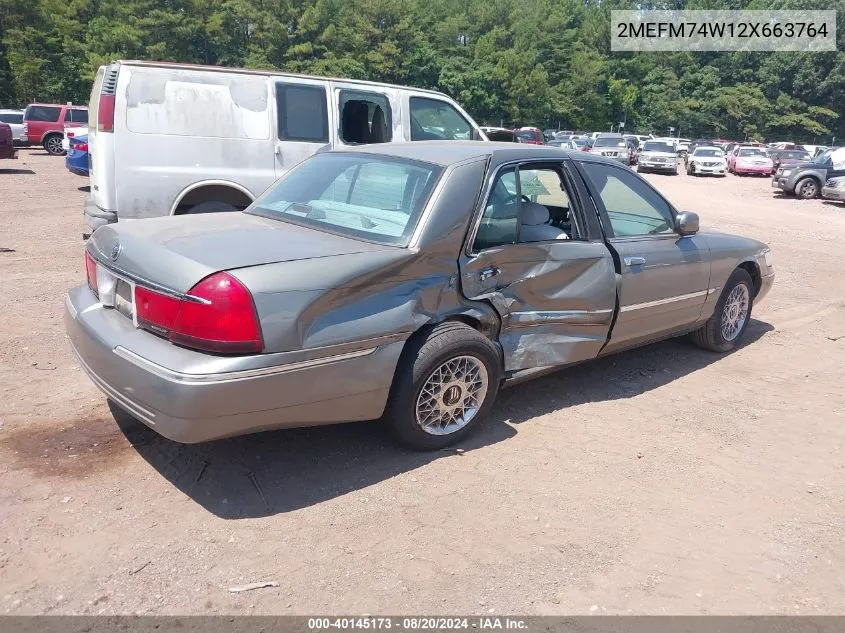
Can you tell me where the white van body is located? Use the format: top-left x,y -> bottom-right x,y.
84,60 -> 487,231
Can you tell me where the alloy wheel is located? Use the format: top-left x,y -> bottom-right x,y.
721,284 -> 750,342
415,355 -> 489,436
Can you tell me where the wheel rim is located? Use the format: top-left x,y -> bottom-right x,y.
415,355 -> 489,436
46,137 -> 62,153
800,181 -> 816,197
720,284 -> 750,342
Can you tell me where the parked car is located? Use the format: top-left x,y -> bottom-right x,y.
728,146 -> 773,176
822,176 -> 845,203
23,103 -> 88,156
637,139 -> 678,174
515,127 -> 544,145
66,142 -> 774,449
83,60 -> 487,233
61,125 -> 89,152
686,146 -> 726,176
769,148 -> 811,171
625,139 -> 638,165
480,127 -> 518,143
543,129 -> 557,141
0,109 -> 27,145
65,134 -> 89,176
0,123 -> 17,160
570,138 -> 591,152
676,138 -> 691,155
546,139 -> 575,149
684,139 -> 713,163
772,147 -> 845,199
589,134 -> 628,163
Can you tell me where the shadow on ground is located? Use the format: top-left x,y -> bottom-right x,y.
78,185 -> 90,193
114,319 -> 773,519
0,168 -> 35,175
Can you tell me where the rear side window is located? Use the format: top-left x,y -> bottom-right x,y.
67,109 -> 88,124
410,97 -> 472,141
0,113 -> 23,124
24,106 -> 61,122
276,84 -> 328,143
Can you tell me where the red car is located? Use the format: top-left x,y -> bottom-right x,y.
514,127 -> 544,145
23,103 -> 88,156
0,123 -> 17,160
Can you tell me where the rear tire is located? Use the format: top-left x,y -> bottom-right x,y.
384,322 -> 501,451
43,134 -> 65,156
691,268 -> 754,353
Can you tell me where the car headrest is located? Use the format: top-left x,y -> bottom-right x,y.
520,202 -> 550,226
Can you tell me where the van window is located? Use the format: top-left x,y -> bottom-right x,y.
67,109 -> 88,124
24,106 -> 61,122
276,84 -> 328,143
339,91 -> 392,145
410,97 -> 472,141
125,67 -> 270,140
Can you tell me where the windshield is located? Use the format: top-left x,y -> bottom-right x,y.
693,148 -> 723,157
594,137 -> 626,148
249,153 -> 442,246
783,150 -> 810,160
642,141 -> 675,153
738,148 -> 767,157
515,130 -> 537,140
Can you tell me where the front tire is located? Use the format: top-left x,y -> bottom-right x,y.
384,322 -> 501,450
691,268 -> 754,353
795,177 -> 819,199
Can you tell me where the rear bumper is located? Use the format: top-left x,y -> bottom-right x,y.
822,186 -> 845,201
64,285 -> 402,443
84,195 -> 117,231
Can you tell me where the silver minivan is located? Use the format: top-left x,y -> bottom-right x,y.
84,60 -> 488,231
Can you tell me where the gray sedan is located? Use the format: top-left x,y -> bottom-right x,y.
65,143 -> 774,450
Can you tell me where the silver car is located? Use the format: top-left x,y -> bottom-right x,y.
66,143 -> 774,450
589,134 -> 629,164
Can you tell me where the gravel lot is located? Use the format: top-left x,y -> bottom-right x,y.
1,149 -> 844,615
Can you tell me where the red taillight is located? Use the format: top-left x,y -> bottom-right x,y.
85,252 -> 98,298
75,143 -> 88,152
98,94 -> 115,132
134,272 -> 263,355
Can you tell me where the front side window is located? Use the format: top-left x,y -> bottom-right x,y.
24,106 -> 61,122
276,84 -> 328,143
581,162 -> 675,238
339,91 -> 392,144
410,97 -> 472,141
250,153 -> 440,246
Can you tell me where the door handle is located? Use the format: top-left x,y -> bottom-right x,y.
479,266 -> 500,282
625,256 -> 646,267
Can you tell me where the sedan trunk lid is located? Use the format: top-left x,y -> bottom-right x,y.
88,211 -> 387,293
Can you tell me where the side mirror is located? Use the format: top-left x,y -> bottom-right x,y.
676,211 -> 699,236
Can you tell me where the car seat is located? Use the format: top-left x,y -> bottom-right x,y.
519,202 -> 568,242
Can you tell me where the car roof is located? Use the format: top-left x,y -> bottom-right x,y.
339,140 -> 625,168
26,103 -> 87,108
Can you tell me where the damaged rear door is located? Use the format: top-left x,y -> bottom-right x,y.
459,160 -> 617,372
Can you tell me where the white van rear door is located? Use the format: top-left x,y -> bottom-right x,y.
273,79 -> 333,179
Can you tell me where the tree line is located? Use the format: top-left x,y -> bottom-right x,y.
1,0 -> 843,142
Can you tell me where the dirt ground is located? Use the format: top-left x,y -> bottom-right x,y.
1,149 -> 844,616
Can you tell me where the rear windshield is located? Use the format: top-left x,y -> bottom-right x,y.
515,130 -> 537,140
783,151 -> 810,160
24,105 -> 61,122
594,137 -> 626,148
249,153 -> 442,246
642,141 -> 675,152
0,113 -> 23,124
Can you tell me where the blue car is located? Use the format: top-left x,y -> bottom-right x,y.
65,135 -> 89,176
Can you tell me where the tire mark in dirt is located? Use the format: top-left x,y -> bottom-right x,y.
0,414 -> 135,479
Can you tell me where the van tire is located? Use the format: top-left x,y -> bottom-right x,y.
795,177 -> 819,199
43,134 -> 65,156
184,200 -> 238,214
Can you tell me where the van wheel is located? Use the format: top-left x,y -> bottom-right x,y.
185,200 -> 238,214
691,268 -> 754,353
385,322 -> 501,451
43,134 -> 65,156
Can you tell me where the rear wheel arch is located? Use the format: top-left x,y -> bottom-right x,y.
171,182 -> 254,215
